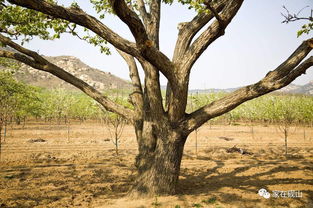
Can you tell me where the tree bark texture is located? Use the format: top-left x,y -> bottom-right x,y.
132,120 -> 187,196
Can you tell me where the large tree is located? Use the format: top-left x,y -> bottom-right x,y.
0,0 -> 312,196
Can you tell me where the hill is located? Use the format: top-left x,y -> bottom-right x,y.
3,55 -> 131,91
1,52 -> 311,95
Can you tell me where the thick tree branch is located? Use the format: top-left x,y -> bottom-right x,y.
0,34 -> 47,64
9,0 -> 174,92
173,0 -> 227,63
0,37 -> 134,120
204,0 -> 225,26
182,0 -> 243,71
183,39 -> 313,133
109,0 -> 175,84
109,0 -> 148,45
147,0 -> 161,49
137,58 -> 165,119
276,56 -> 313,87
167,0 -> 230,123
137,0 -> 150,24
0,49 -> 43,69
117,49 -> 144,119
117,49 -> 164,122
113,0 -> 164,121
8,0 -> 140,59
133,0 -> 165,119
136,0 -> 161,49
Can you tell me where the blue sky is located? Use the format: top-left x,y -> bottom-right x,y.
26,0 -> 313,89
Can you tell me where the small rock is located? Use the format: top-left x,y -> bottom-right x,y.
28,138 -> 46,143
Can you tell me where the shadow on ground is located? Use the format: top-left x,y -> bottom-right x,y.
0,151 -> 136,208
0,147 -> 313,208
177,147 -> 313,207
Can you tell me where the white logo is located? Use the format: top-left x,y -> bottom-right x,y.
258,188 -> 271,199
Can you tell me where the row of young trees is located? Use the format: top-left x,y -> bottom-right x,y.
0,72 -> 131,126
1,71 -> 313,128
2,71 -> 311,161
0,71 -> 40,160
0,71 -> 130,158
2,73 -> 312,160
189,92 -> 313,125
188,92 -> 313,157
0,72 -> 39,139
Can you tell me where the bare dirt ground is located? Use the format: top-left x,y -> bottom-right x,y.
0,122 -> 312,208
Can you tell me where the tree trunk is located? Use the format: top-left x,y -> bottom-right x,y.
16,116 -> 21,125
67,120 -> 70,142
114,131 -> 119,156
0,124 -> 2,161
130,121 -> 187,197
284,128 -> 288,156
3,122 -> 7,142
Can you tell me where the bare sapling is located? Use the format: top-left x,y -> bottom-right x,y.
64,113 -> 71,142
195,128 -> 199,157
108,114 -> 125,156
277,102 -> 297,156
67,117 -> 70,142
3,119 -> 7,142
248,105 -> 259,140
247,111 -> 256,140
0,120 -> 2,161
250,122 -> 255,140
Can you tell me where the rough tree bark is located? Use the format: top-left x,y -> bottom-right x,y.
1,0 -> 313,196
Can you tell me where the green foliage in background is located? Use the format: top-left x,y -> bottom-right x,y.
188,92 -> 313,125
38,88 -> 104,122
0,0 -> 110,53
0,71 -> 312,125
0,0 -> 69,44
0,72 -> 40,123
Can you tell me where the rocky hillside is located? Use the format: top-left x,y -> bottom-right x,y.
8,56 -> 131,91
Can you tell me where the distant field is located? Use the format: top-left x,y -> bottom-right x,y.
0,122 -> 312,208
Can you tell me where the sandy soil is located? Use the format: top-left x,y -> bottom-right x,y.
0,122 -> 312,208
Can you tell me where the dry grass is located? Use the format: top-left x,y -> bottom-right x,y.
0,122 -> 312,208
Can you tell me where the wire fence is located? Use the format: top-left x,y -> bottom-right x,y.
1,122 -> 312,158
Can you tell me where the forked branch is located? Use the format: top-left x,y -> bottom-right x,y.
173,0 -> 227,62
181,0 -> 244,71
137,0 -> 150,24
109,0 -> 149,45
204,0 -> 225,26
136,0 -> 161,48
109,0 -> 175,84
113,0 -> 164,118
281,5 -> 313,23
147,0 -> 161,49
